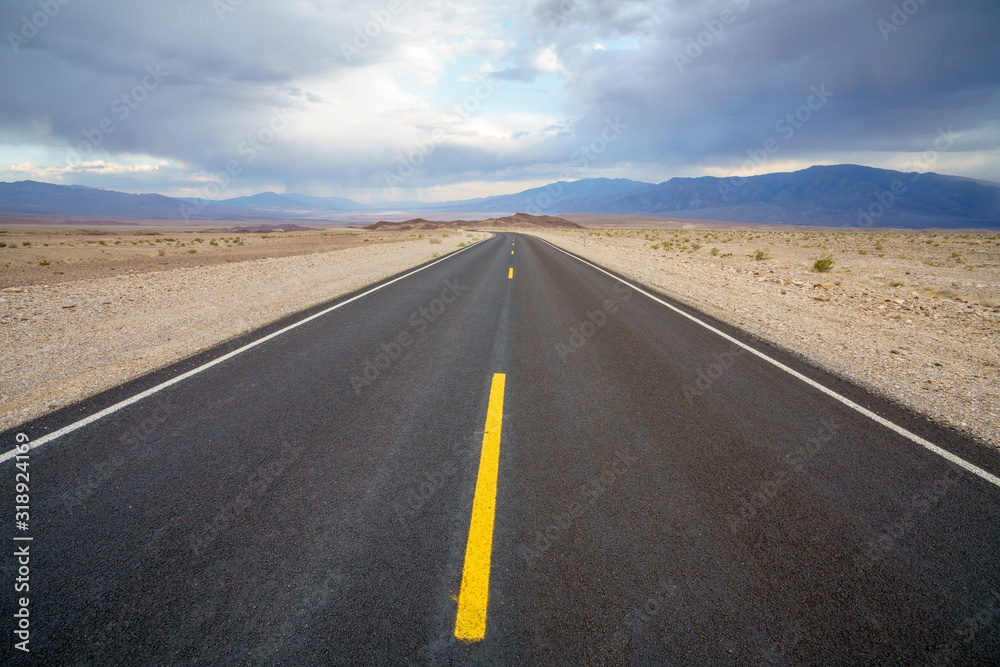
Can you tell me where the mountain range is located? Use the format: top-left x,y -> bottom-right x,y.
2,165 -> 999,228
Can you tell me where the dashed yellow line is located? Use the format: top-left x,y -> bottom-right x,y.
508,268 -> 513,279
455,373 -> 506,642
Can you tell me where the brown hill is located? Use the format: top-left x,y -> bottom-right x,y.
198,223 -> 316,233
481,213 -> 582,229
364,218 -> 444,231
363,212 -> 581,231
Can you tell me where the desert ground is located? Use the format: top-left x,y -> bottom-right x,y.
3,220 -> 999,450
0,225 -> 462,288
525,227 -> 1000,448
1,225 -> 480,430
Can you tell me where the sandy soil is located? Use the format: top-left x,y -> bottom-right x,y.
5,221 -> 998,448
524,228 -> 1000,448
0,227 -> 454,288
1,230 -> 482,431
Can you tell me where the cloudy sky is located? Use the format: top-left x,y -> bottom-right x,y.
1,0 -> 998,202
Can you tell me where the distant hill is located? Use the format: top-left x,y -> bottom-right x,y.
0,181 -> 261,220
430,178 -> 650,213
0,181 -> 370,220
480,213 -> 583,228
406,167 -> 1000,227
3,166 -> 999,228
197,223 -> 316,233
364,218 -> 464,231
599,165 -> 1000,228
215,192 -> 368,212
363,213 -> 581,231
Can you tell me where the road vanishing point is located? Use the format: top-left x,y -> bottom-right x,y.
2,232 -> 999,664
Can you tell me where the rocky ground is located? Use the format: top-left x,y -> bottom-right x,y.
5,223 -> 998,448
526,228 -> 1000,448
0,227 -> 447,288
1,230 -> 480,431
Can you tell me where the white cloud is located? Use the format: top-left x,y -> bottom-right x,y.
1,0 -> 998,198
2,159 -> 168,180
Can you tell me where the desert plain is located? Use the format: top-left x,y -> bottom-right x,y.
2,219 -> 998,451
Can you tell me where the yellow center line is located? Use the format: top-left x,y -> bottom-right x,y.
455,373 -> 506,642
508,267 -> 513,279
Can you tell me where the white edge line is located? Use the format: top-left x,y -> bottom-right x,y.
0,235 -> 494,464
537,236 -> 1000,490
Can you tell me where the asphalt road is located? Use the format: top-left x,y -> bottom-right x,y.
3,232 -> 999,665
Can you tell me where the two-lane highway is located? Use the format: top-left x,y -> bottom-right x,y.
2,232 -> 999,664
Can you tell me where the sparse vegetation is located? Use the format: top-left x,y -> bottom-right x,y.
812,254 -> 835,272
710,247 -> 720,256
754,249 -> 769,261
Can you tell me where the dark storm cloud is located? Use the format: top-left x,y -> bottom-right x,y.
1,0 -> 998,197
529,0 -> 1000,174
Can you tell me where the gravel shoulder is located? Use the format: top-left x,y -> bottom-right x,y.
524,229 -> 1000,449
1,233 -> 479,431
